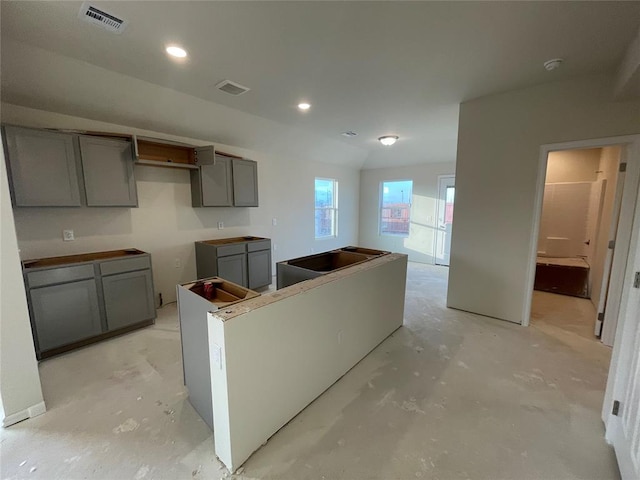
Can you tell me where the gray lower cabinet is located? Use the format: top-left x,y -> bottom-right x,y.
195,237 -> 271,288
79,135 -> 138,206
102,270 -> 155,330
217,253 -> 247,287
2,125 -> 83,207
30,279 -> 103,351
248,249 -> 272,289
24,249 -> 156,359
2,125 -> 137,208
190,153 -> 258,207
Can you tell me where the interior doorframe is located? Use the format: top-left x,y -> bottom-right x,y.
522,135 -> 640,331
435,174 -> 455,266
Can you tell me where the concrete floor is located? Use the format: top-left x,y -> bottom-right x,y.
1,263 -> 618,480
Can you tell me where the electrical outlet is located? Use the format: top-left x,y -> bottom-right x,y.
62,229 -> 74,241
218,221 -> 224,230
272,218 -> 277,226
175,258 -> 181,268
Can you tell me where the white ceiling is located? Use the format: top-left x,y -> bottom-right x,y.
1,1 -> 639,169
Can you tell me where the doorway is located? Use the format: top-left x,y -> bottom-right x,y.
530,147 -> 623,340
435,175 -> 455,266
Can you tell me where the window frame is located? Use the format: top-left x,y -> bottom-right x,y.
314,177 -> 338,239
379,179 -> 413,237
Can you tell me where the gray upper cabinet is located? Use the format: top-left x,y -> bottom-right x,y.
3,125 -> 82,207
79,136 -> 137,207
191,154 -> 233,207
232,158 -> 259,207
2,125 -> 139,208
190,152 -> 259,207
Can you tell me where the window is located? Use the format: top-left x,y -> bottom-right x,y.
380,180 -> 413,236
315,178 -> 338,238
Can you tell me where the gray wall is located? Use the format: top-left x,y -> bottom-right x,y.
448,73 -> 640,323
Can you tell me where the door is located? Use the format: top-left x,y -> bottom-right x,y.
30,279 -> 102,352
608,276 -> 640,480
435,175 -> 455,266
79,135 -> 137,206
3,125 -> 82,207
232,158 -> 259,207
248,249 -> 272,289
597,162 -> 626,341
217,253 -> 247,287
200,156 -> 233,206
102,270 -> 155,330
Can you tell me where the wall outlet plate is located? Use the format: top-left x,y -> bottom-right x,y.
63,229 -> 75,241
217,221 -> 224,230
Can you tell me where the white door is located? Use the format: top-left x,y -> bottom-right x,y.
435,175 -> 455,266
604,154 -> 640,478
608,281 -> 640,479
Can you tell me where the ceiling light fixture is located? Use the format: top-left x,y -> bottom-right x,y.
297,102 -> 311,111
166,45 -> 188,58
378,135 -> 399,146
543,58 -> 563,71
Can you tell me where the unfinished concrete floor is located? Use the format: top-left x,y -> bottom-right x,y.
1,263 -> 618,480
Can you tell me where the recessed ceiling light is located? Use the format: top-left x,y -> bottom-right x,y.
166,45 -> 187,58
543,58 -> 563,71
298,102 -> 311,111
378,135 -> 399,146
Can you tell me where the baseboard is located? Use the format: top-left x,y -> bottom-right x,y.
2,401 -> 46,428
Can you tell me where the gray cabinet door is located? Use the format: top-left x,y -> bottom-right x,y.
248,249 -> 272,289
232,158 -> 259,207
217,253 -> 247,287
3,125 -> 82,207
198,156 -> 233,207
102,270 -> 156,331
30,279 -> 102,351
79,135 -> 137,206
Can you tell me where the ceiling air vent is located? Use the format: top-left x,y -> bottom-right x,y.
79,2 -> 127,34
216,80 -> 251,96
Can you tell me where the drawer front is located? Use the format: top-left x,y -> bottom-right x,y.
100,255 -> 151,276
27,264 -> 95,288
247,239 -> 270,252
216,243 -> 246,257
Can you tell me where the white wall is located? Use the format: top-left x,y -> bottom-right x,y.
359,162 -> 456,263
591,146 -> 621,311
0,142 -> 45,427
448,73 -> 640,323
2,104 -> 361,303
210,254 -> 408,471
